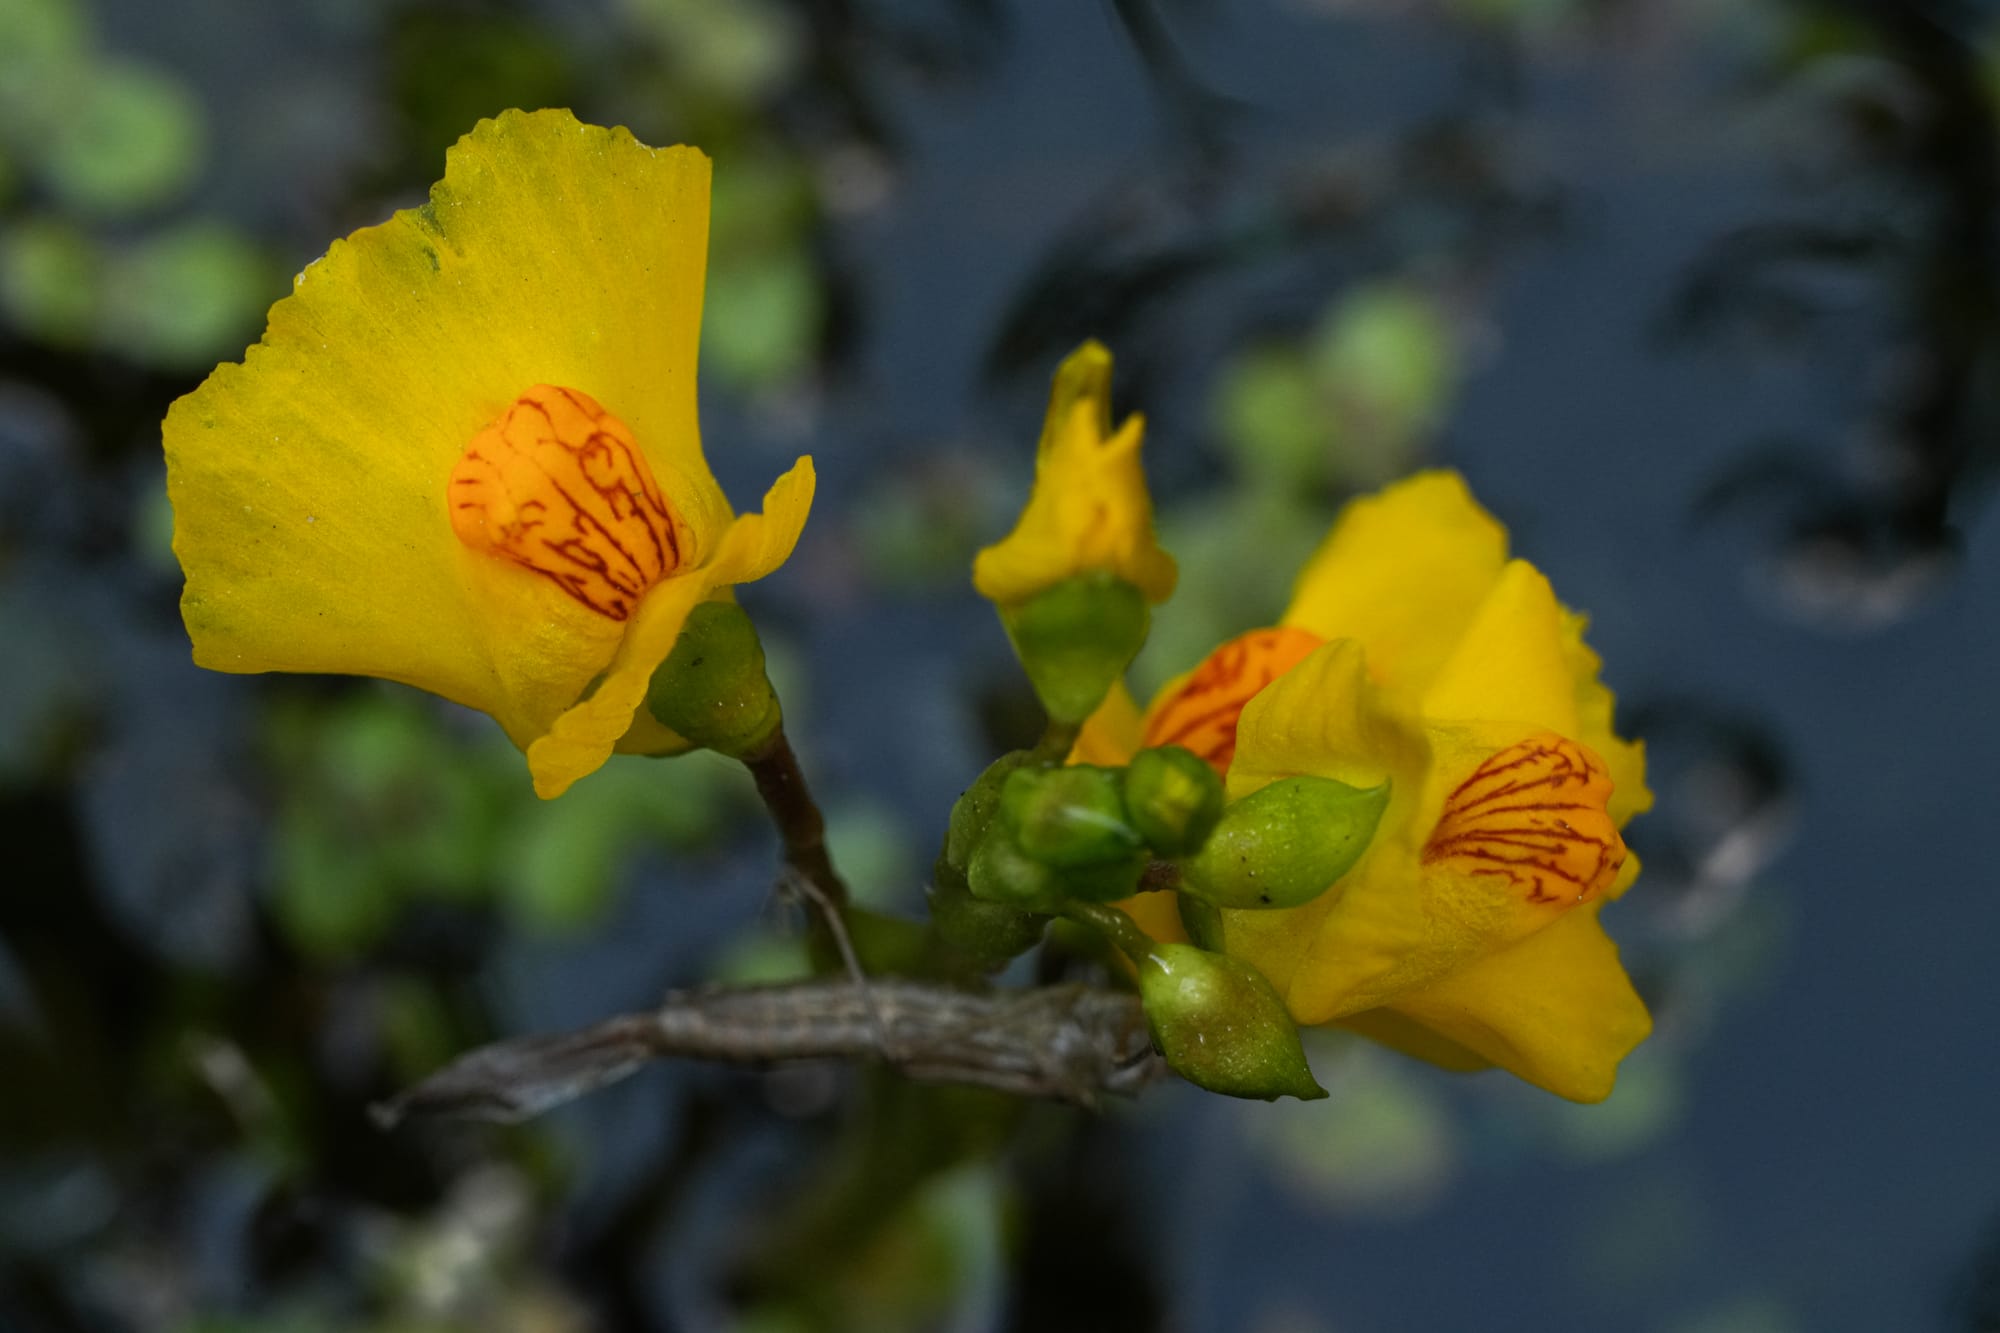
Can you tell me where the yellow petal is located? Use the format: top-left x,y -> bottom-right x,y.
166,109 -> 725,746
1225,637 -> 1423,798
1229,689 -> 1624,1024
972,341 -> 1177,606
1559,609 -> 1653,828
526,457 -> 815,798
1210,639 -> 1432,1011
1139,626 -> 1324,775
1070,681 -> 1144,766
1382,903 -> 1652,1102
1040,337 -> 1114,453
1120,889 -> 1190,945
1336,1007 -> 1492,1074
1281,471 -> 1507,702
1421,560 -> 1580,737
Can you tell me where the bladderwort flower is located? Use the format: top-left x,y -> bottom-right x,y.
1098,472 -> 1653,1102
972,339 -> 1178,611
970,341 -> 1178,727
164,109 -> 813,798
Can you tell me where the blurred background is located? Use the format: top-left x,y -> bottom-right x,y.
3,0 -> 1999,1329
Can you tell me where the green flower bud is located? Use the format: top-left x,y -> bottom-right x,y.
1122,746 -> 1224,856
928,863 -> 1048,969
943,751 -> 1034,874
1179,776 -> 1388,910
645,601 -> 782,759
966,825 -> 1067,913
1137,943 -> 1325,1101
998,764 -> 1141,868
1000,572 -> 1150,725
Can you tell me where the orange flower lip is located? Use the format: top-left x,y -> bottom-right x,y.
1143,626 -> 1325,775
449,384 -> 692,620
1422,732 -> 1626,906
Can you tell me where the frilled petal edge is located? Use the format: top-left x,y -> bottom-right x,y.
1281,470 -> 1507,703
166,109 -> 726,746
1383,903 -> 1652,1103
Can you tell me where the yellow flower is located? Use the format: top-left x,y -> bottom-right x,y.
164,109 -> 814,800
1107,471 -> 1652,1102
972,340 -> 1178,607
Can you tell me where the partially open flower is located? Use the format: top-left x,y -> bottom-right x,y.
972,340 -> 1177,610
972,342 -> 1178,724
1099,471 -> 1653,1102
164,110 -> 813,798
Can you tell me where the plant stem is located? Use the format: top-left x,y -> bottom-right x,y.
1059,899 -> 1156,965
374,979 -> 1166,1124
742,727 -> 848,909
1031,717 -> 1082,763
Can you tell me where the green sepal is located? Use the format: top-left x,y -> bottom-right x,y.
967,823 -> 1143,911
927,861 -> 1049,970
1000,572 -> 1149,725
644,601 -> 782,759
1050,850 -> 1146,904
997,764 -> 1141,868
966,826 -> 1067,913
1122,746 -> 1224,856
1137,943 -> 1325,1101
943,751 -> 1035,874
1179,776 -> 1388,910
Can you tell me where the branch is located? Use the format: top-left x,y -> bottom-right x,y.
373,980 -> 1167,1127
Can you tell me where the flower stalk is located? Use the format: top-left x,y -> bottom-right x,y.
742,728 -> 849,910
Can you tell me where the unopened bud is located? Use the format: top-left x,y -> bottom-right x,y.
1137,943 -> 1325,1101
998,764 -> 1141,867
1179,776 -> 1388,910
928,864 -> 1048,969
1001,572 -> 1150,725
1122,746 -> 1224,856
944,752 -> 1034,874
966,826 -> 1067,913
645,601 -> 782,759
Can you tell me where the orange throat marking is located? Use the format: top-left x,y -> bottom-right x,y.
1422,733 -> 1626,906
448,385 -> 690,620
1142,625 -> 1325,775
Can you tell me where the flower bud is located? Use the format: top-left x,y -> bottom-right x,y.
1137,943 -> 1325,1101
1121,746 -> 1224,856
645,601 -> 782,759
1000,572 -> 1150,725
943,751 -> 1034,874
966,826 -> 1067,913
928,863 -> 1048,969
1179,776 -> 1388,910
998,764 -> 1141,868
